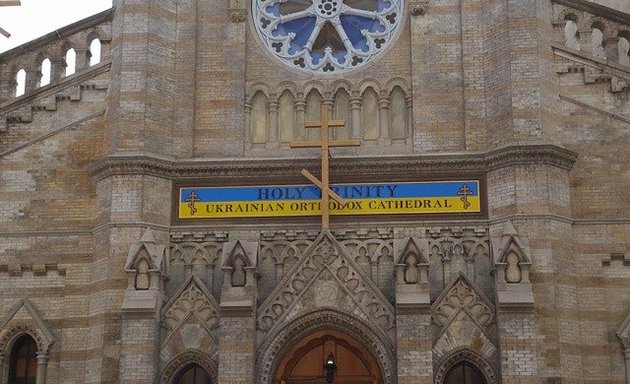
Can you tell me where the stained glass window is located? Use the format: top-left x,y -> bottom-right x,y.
252,0 -> 404,73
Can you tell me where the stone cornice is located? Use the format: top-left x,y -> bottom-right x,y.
551,0 -> 630,24
89,145 -> 578,181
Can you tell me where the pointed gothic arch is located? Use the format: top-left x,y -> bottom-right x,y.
161,350 -> 217,384
273,329 -> 383,384
257,310 -> 396,384
434,348 -> 497,384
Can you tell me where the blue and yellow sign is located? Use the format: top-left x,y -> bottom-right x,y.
178,181 -> 481,219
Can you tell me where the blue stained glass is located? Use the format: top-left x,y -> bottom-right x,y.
265,3 -> 280,16
273,17 -> 316,52
311,51 -> 324,65
333,51 -> 347,63
377,0 -> 392,12
340,15 -> 384,52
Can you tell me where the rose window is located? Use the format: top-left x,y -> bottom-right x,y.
252,0 -> 404,73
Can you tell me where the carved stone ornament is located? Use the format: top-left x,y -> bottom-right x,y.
491,221 -> 534,309
432,273 -> 494,329
410,1 -> 429,16
229,9 -> 247,23
256,231 -> 396,343
0,299 -> 55,354
618,311 -> 630,348
125,228 -> 168,274
394,237 -> 430,308
121,228 -> 170,315
162,275 -> 220,335
159,275 -> 220,377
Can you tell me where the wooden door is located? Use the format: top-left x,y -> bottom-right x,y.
274,329 -> 382,384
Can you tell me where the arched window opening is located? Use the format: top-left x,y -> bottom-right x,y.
40,59 -> 52,87
175,364 -> 212,384
362,87 -> 379,141
505,251 -> 522,283
250,91 -> 269,144
135,258 -> 151,290
444,361 -> 487,384
89,38 -> 102,66
332,88 -> 351,140
15,69 -> 26,97
278,90 -> 295,143
8,334 -> 38,384
564,16 -> 580,50
389,86 -> 408,140
305,89 -> 323,141
65,48 -> 77,76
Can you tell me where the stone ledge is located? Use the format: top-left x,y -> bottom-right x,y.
89,145 -> 578,181
552,0 -> 630,24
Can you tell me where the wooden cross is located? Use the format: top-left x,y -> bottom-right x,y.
290,104 -> 360,229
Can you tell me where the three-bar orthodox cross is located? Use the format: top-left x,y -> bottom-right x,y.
290,104 -> 360,229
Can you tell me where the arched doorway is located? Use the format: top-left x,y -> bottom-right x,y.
8,334 -> 38,384
443,361 -> 487,384
273,329 -> 382,384
174,363 -> 212,384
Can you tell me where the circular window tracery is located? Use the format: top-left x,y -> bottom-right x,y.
252,0 -> 404,73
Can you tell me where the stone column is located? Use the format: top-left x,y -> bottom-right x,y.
244,101 -> 252,146
49,58 -> 65,83
74,48 -> 89,72
350,96 -> 362,139
267,98 -> 279,146
378,94 -> 390,143
295,98 -> 306,141
35,352 -> 48,384
405,95 -> 413,143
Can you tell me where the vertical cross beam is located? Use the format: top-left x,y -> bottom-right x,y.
290,104 -> 360,229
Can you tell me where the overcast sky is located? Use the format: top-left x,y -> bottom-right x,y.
0,0 -> 113,53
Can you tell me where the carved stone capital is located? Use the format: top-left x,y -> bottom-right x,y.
410,1 -> 429,16
229,9 -> 247,23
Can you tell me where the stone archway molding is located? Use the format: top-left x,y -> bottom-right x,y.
257,309 -> 396,384
161,349 -> 217,384
434,348 -> 497,384
0,299 -> 55,384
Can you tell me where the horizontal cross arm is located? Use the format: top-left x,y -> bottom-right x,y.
329,139 -> 361,147
304,119 -> 346,128
290,139 -> 361,148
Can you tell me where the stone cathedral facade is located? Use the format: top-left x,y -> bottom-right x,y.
0,0 -> 629,383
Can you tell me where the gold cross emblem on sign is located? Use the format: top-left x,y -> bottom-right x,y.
290,104 -> 361,229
